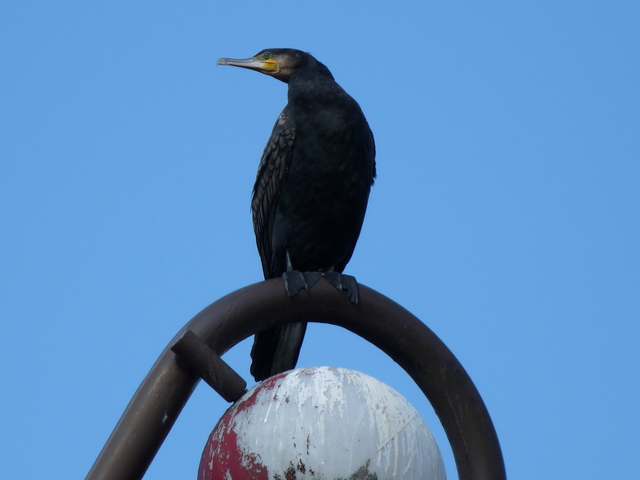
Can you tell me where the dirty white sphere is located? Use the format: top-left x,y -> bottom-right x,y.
199,366 -> 446,480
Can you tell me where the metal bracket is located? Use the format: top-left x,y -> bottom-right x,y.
171,330 -> 246,402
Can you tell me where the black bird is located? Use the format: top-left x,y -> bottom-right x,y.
217,49 -> 376,381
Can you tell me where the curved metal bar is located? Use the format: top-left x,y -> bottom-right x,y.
85,278 -> 505,480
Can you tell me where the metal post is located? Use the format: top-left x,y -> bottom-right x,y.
85,278 -> 506,480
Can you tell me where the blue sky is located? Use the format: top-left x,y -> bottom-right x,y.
1,2 -> 638,479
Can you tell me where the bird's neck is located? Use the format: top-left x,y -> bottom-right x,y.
288,66 -> 338,104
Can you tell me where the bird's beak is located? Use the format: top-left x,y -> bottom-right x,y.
217,56 -> 279,74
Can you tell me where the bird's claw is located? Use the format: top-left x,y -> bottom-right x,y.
282,271 -> 307,297
282,271 -> 359,304
343,274 -> 360,304
303,271 -> 323,289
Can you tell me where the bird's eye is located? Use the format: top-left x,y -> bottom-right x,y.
263,52 -> 272,60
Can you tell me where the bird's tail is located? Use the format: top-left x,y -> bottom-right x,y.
250,322 -> 307,382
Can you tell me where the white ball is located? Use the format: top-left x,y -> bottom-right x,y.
199,366 -> 446,480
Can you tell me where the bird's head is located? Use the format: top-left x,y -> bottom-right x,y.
217,48 -> 328,83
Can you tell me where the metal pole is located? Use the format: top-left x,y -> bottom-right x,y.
85,278 -> 505,480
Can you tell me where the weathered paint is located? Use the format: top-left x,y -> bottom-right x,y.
199,367 -> 446,480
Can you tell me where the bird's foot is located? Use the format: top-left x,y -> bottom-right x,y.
282,271 -> 307,297
325,272 -> 359,304
281,271 -> 359,304
282,271 -> 323,297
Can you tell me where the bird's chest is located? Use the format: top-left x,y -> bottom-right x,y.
291,100 -> 363,170
285,111 -> 365,202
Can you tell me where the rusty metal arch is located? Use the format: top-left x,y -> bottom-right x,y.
86,278 -> 506,480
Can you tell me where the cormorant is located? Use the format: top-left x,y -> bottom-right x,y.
217,49 -> 376,382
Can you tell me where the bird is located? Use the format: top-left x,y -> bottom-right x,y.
217,49 -> 376,382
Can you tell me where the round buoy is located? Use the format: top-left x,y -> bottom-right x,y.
198,366 -> 446,479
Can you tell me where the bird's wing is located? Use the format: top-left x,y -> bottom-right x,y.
251,108 -> 296,278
